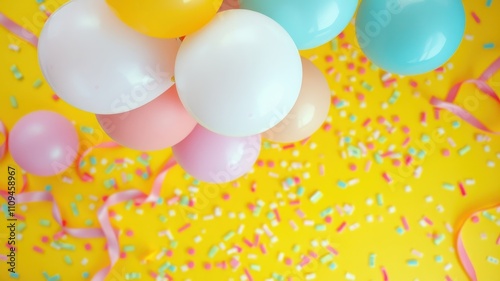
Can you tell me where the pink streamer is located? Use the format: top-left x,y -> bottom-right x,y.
430,57 -> 500,134
0,157 -> 176,281
0,120 -> 7,161
0,12 -> 38,47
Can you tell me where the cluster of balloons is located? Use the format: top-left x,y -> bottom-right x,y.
34,0 -> 466,182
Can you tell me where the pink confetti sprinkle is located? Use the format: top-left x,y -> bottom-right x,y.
285,257 -> 293,266
363,118 -> 372,127
323,123 -> 332,131
166,249 -> 173,257
381,267 -> 389,281
381,151 -> 395,158
392,115 -> 400,122
296,209 -> 305,218
52,94 -> 60,101
377,116 -> 386,124
326,67 -> 335,75
244,268 -> 254,281
250,181 -> 257,192
358,67 -> 366,75
149,271 -> 158,278
326,246 -> 339,255
167,196 -> 180,205
325,55 -> 333,63
382,172 -> 393,184
365,160 -> 372,172
342,43 -> 352,49
442,149 -> 450,157
420,112 -> 427,125
204,263 -> 212,270
360,56 -> 368,64
402,126 -> 410,134
435,67 -> 445,73
349,164 -> 357,171
41,236 -> 49,243
188,248 -> 195,255
120,252 -> 127,259
336,221 -> 347,233
471,216 -> 479,223
300,256 -> 311,267
344,85 -> 354,92
216,261 -> 227,269
434,108 -> 440,120
273,209 -> 281,222
254,234 -> 260,246
125,229 -> 134,237
496,234 -> 500,245
283,144 -> 295,150
234,245 -> 243,253
458,182 -> 467,196
267,160 -> 275,167
33,246 -> 44,254
402,217 -> 410,231
357,93 -> 365,101
445,275 -> 453,281
471,11 -> 481,23
409,80 -> 418,88
405,155 -> 413,166
187,261 -> 195,269
256,160 -> 264,167
366,142 -> 375,150
178,223 -> 191,233
259,243 -> 267,254
319,164 -> 325,176
222,193 -> 230,200
289,200 -> 300,205
243,238 -> 254,248
230,258 -> 239,269
423,216 -> 434,226
383,78 -> 397,87
53,231 -> 65,240
392,159 -> 401,167
84,243 -> 92,251
309,251 -> 318,259
338,32 -> 345,39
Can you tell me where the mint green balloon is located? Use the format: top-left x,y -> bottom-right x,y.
240,0 -> 358,50
355,0 -> 465,75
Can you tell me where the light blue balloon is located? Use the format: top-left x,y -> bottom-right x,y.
239,0 -> 359,50
355,0 -> 465,75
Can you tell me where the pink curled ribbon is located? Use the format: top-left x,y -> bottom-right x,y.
0,11 -> 38,47
430,57 -> 500,133
0,120 -> 7,161
455,203 -> 500,281
92,157 -> 176,281
0,157 -> 177,280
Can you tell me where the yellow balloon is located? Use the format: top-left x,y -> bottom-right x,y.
106,0 -> 223,38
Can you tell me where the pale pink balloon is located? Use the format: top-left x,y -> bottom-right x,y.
8,111 -> 79,176
263,57 -> 331,143
96,86 -> 197,151
172,125 -> 261,183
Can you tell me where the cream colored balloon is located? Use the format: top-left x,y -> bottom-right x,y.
263,57 -> 331,143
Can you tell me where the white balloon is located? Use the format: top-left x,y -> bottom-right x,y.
38,0 -> 180,114
175,9 -> 302,137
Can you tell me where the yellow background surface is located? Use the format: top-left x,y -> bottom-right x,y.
0,0 -> 500,280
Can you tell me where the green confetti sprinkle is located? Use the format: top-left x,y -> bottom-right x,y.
10,96 -> 18,108
33,79 -> 43,88
458,145 -> 471,156
208,245 -> 219,258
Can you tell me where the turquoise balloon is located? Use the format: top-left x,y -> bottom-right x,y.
355,0 -> 465,75
240,0 -> 358,50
